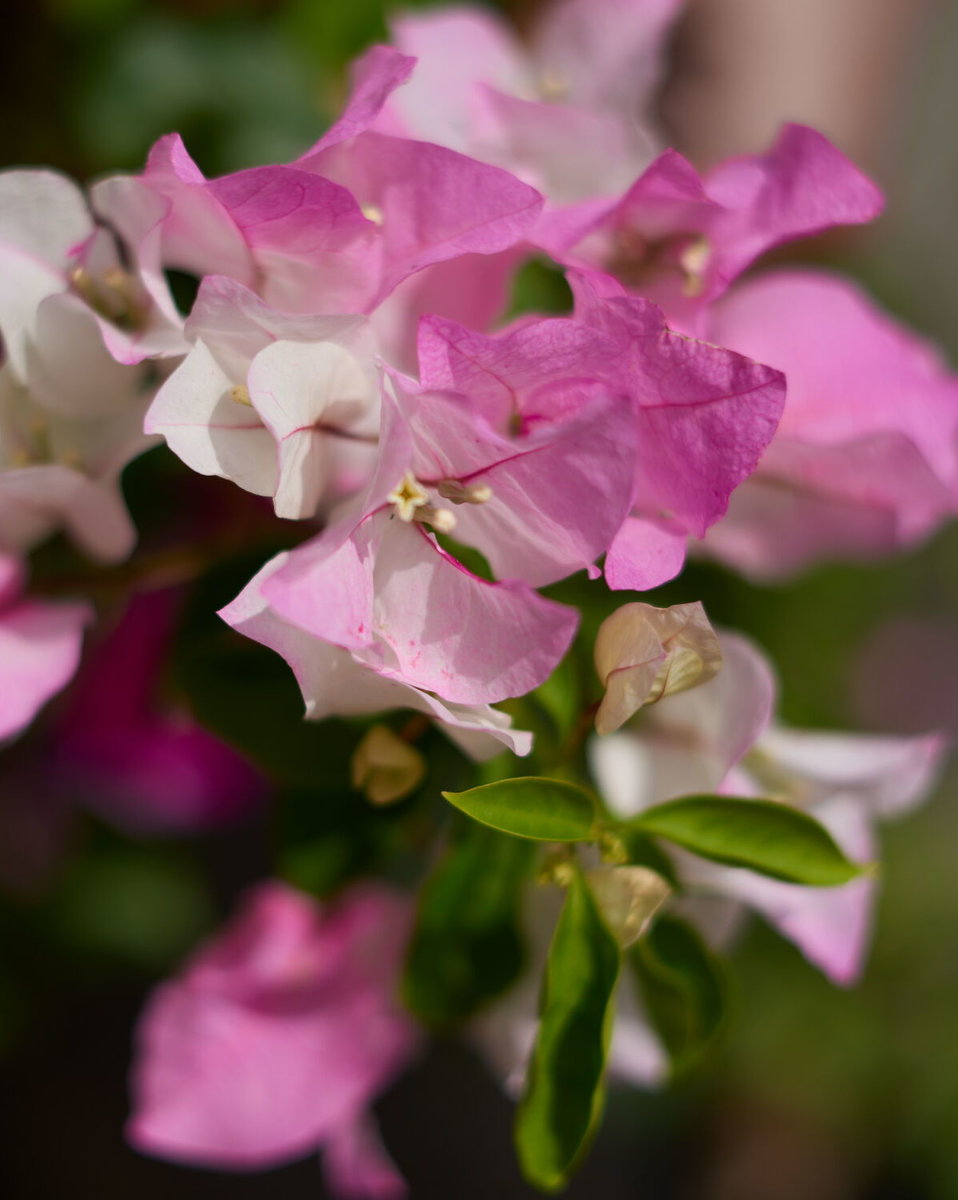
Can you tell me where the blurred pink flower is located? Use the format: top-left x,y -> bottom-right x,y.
56,589 -> 263,834
0,553 -> 91,744
128,879 -> 418,1196
375,0 -> 683,202
700,269 -> 958,577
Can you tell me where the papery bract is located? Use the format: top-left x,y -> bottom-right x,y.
220,553 -> 533,761
128,880 -> 417,1195
146,276 -> 379,519
0,554 -> 91,744
377,0 -> 683,202
700,270 -> 958,577
539,125 -> 883,326
565,271 -> 786,588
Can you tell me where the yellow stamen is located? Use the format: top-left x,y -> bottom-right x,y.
436,479 -> 493,505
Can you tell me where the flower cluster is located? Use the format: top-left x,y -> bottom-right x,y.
0,1 -> 954,1195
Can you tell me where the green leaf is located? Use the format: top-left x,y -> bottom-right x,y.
403,825 -> 534,1027
515,868 -> 621,1192
626,795 -> 863,885
632,915 -> 727,1076
443,777 -> 598,842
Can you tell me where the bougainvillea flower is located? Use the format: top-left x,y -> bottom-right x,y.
590,633 -> 946,983
128,880 -> 417,1195
405,318 -> 643,587
97,133 -> 382,316
0,169 -> 184,371
220,552 -> 533,760
0,344 -> 153,561
699,269 -> 958,577
0,554 -> 91,744
100,48 -> 542,330
295,48 -> 545,309
146,276 -> 379,519
54,589 -> 263,834
375,0 -> 683,202
560,271 -> 785,588
538,125 -> 883,325
248,380 -> 581,708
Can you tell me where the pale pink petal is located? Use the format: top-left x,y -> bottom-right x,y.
383,10 -> 528,152
324,1115 -> 407,1200
145,339 -> 279,499
604,515 -> 688,591
0,595 -> 91,742
247,339 -> 377,521
0,464 -> 136,562
757,727 -> 947,820
370,517 -> 578,705
129,882 -> 418,1171
307,45 -> 417,154
220,553 -> 531,760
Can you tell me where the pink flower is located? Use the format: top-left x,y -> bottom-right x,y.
55,589 -> 264,834
219,552 -> 533,761
128,880 -> 418,1195
590,632 -> 946,984
699,269 -> 958,577
566,270 -> 786,588
538,125 -> 883,326
145,276 -> 380,519
0,554 -> 91,744
0,172 -> 165,560
375,0 -> 683,202
97,47 -> 543,333
254,385 -> 580,709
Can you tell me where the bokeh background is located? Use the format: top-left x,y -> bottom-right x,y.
3,1 -> 958,1196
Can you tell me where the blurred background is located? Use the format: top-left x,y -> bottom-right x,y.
3,1 -> 958,1196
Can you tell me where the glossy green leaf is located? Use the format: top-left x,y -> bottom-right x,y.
403,825 -> 534,1027
627,795 -> 862,885
443,777 -> 598,842
515,868 -> 621,1192
632,915 -> 727,1076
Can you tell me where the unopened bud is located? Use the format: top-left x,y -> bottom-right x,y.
351,725 -> 426,806
230,385 -> 253,407
594,601 -> 722,736
586,865 -> 670,948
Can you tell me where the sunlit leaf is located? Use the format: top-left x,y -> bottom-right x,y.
626,795 -> 862,885
443,777 -> 598,842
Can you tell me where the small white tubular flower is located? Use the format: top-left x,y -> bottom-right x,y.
147,277 -> 380,520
